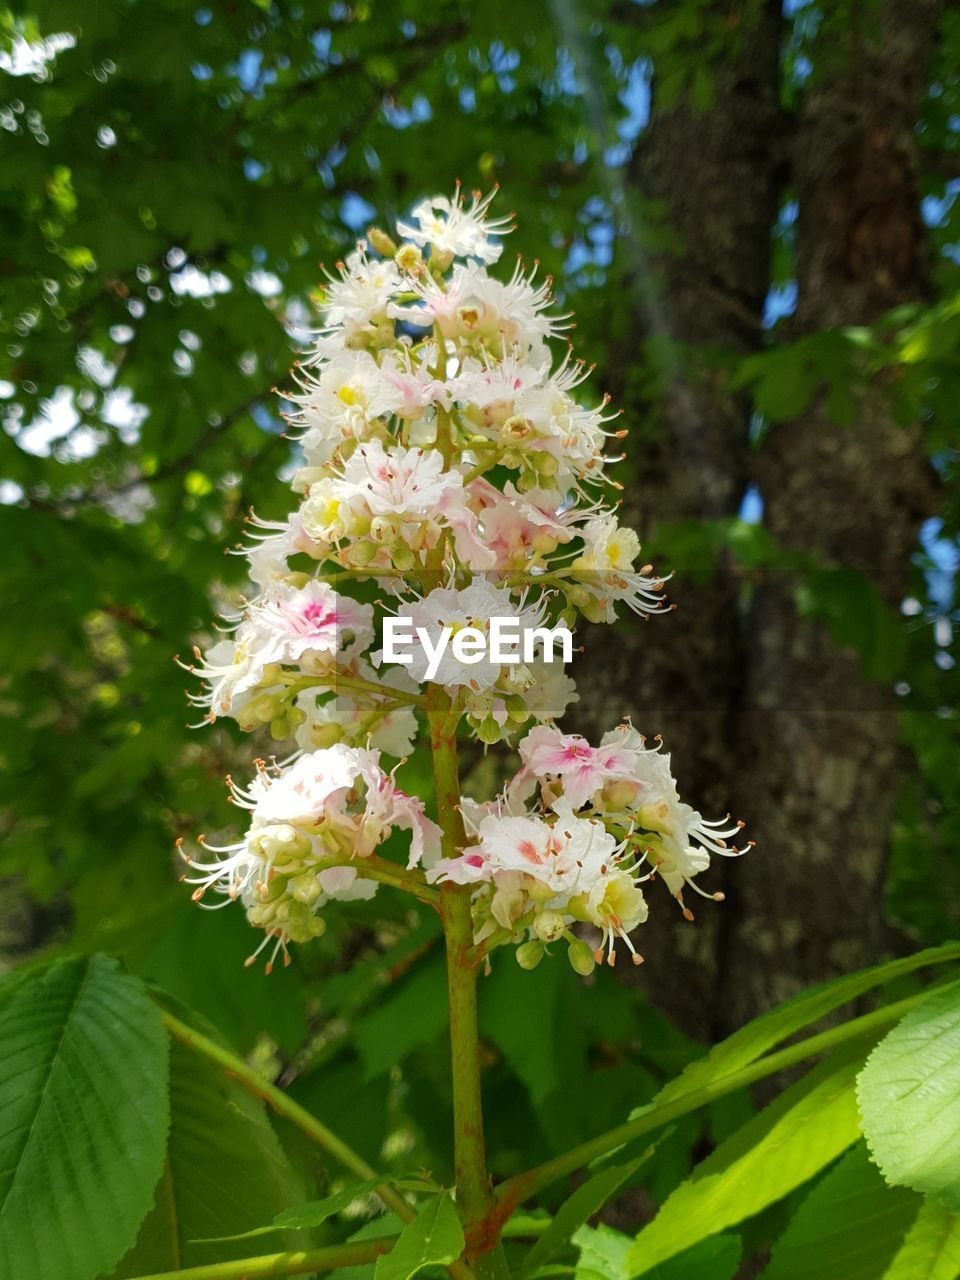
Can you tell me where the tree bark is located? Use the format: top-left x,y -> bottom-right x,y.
573,0 -> 942,1039
719,0 -> 942,1030
572,0 -> 786,1039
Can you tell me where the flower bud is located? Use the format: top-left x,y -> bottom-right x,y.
567,938 -> 597,976
307,721 -> 344,749
504,693 -> 529,724
501,415 -> 531,444
476,715 -> 502,745
516,940 -> 544,970
533,450 -> 559,478
533,910 -> 566,943
581,598 -> 608,624
348,540 -> 379,567
396,243 -> 423,273
391,540 -> 416,572
270,716 -> 291,741
290,872 -> 321,905
367,227 -> 398,258
602,779 -> 643,810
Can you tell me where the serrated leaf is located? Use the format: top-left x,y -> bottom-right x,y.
881,1198 -> 960,1280
374,1194 -> 464,1280
656,942 -> 960,1107
110,1034 -> 305,1274
575,1224 -> 741,1280
763,1143 -> 920,1280
858,980 -> 960,1211
627,1050 -> 865,1276
519,1142 -> 660,1279
0,954 -> 170,1280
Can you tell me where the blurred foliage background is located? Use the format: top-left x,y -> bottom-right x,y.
0,0 -> 958,1259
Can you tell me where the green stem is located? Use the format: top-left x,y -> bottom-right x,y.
355,854 -> 440,905
161,1011 -> 414,1223
127,1236 -> 394,1280
493,984 -> 941,1212
330,672 -> 425,708
427,687 -> 509,1280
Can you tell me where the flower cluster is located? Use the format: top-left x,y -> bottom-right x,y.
181,745 -> 439,971
182,188 -> 748,969
431,724 -> 751,972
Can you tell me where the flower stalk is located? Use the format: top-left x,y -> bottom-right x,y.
428,686 -> 509,1280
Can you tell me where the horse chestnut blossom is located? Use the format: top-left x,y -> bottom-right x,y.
181,187 -> 749,972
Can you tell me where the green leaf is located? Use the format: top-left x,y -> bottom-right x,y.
858,980 -> 960,1211
520,1143 -> 660,1279
0,955 -> 170,1280
374,1194 -> 465,1280
626,1050 -> 865,1276
354,956 -> 450,1080
881,1198 -> 960,1280
480,957 -> 564,1108
110,1034 -> 306,1274
656,942 -> 960,1107
763,1143 -> 920,1280
575,1225 -> 740,1280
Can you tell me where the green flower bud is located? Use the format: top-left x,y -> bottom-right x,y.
581,599 -> 609,624
348,539 -> 379,566
567,938 -> 597,976
290,872 -> 321,906
516,940 -> 545,970
392,540 -> 416,572
308,721 -> 344,749
476,714 -> 502,745
270,715 -> 291,741
504,693 -> 529,724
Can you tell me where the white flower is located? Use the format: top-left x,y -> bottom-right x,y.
288,350 -> 403,465
182,746 -> 440,957
390,261 -> 569,357
598,726 -> 751,915
334,440 -> 463,520
246,580 -> 374,667
319,246 -> 401,334
239,509 -> 330,588
568,515 -> 669,620
519,657 -> 579,723
392,580 -> 546,691
516,724 -> 641,810
181,635 -> 273,722
379,348 -> 452,420
396,187 -> 513,266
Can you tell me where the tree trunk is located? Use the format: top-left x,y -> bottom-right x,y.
572,0 -> 786,1039
574,0 -> 942,1039
718,0 -> 942,1030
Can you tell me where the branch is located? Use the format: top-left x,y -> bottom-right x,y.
127,1236 -> 395,1280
